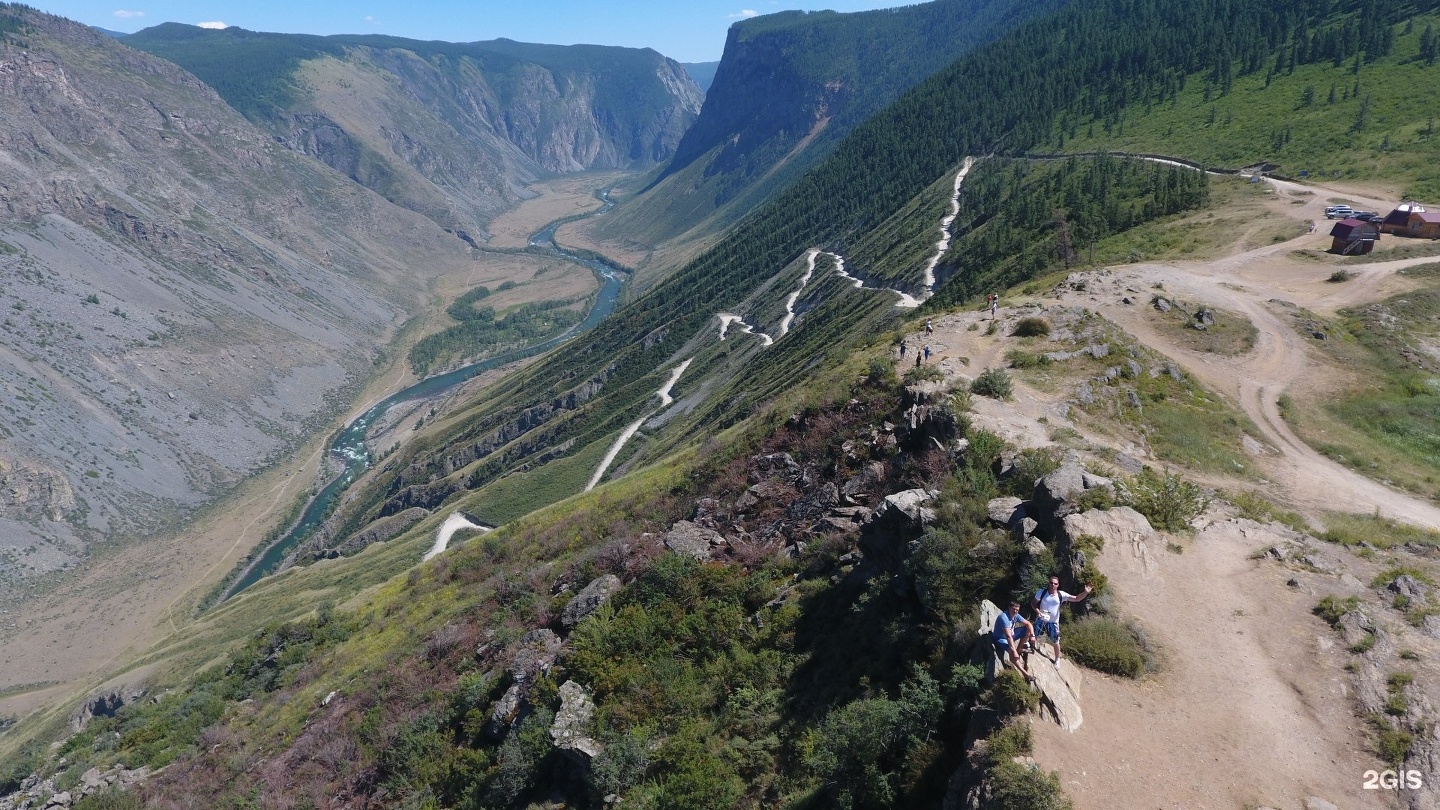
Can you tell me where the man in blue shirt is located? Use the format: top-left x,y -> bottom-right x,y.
993,600 -> 1036,680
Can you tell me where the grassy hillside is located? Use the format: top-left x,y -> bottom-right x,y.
1054,11 -> 1440,199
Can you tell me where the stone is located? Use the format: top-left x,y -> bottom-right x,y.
841,461 -> 886,501
1126,359 -> 1142,378
1304,798 -> 1340,810
858,489 -> 939,569
1029,657 -> 1083,732
1195,308 -> 1215,326
1300,554 -> 1338,575
550,681 -> 604,764
1023,535 -> 1046,557
1165,362 -> 1183,382
509,629 -> 562,683
1086,343 -> 1110,359
1386,575 -> 1429,600
665,520 -> 723,559
45,792 -> 71,809
1153,296 -> 1172,312
1125,389 -> 1142,407
486,683 -> 526,740
1034,463 -> 1114,522
562,575 -> 623,628
987,497 -> 1024,527
1075,381 -> 1095,405
79,768 -> 106,793
1264,545 -> 1290,561
1110,452 -> 1144,475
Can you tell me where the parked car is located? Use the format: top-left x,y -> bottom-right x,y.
1326,205 -> 1354,219
1351,210 -> 1378,220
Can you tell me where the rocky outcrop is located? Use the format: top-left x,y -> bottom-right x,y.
509,629 -> 563,684
665,520 -> 725,559
69,685 -> 146,733
550,681 -> 604,764
858,489 -> 938,570
562,575 -> 623,628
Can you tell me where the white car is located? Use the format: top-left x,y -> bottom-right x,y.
1325,205 -> 1354,219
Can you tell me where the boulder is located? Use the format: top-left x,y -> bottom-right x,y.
665,520 -> 723,559
858,489 -> 938,569
550,681 -> 604,764
486,683 -> 526,740
1386,575 -> 1429,600
841,461 -> 887,502
562,575 -> 623,628
509,629 -> 562,683
986,497 -> 1024,528
1033,463 -> 1114,526
1029,657 -> 1083,732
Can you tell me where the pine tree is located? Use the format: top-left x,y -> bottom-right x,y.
1421,24 -> 1437,66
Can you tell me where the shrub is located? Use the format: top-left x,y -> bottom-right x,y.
971,368 -> 1013,400
74,792 -> 144,810
1011,317 -> 1052,338
1314,595 -> 1360,626
1007,349 -> 1051,369
987,670 -> 1038,716
1063,617 -> 1146,677
1328,269 -> 1356,283
904,364 -> 946,383
1373,718 -> 1414,765
1123,469 -> 1208,531
985,721 -> 1033,764
988,760 -> 1074,810
1003,447 -> 1063,497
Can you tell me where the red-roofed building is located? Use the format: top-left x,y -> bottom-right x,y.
1329,218 -> 1380,254
1380,201 -> 1440,238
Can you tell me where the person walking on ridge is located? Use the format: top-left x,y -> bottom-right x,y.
993,600 -> 1036,680
989,293 -> 998,321
899,340 -> 907,359
1032,576 -> 1092,662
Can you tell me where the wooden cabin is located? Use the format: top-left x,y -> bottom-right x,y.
1329,218 -> 1380,254
1380,201 -> 1439,237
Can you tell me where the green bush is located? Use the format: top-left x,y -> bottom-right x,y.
1313,595 -> 1360,626
904,364 -> 946,383
1003,447 -> 1063,497
1327,269 -> 1356,283
987,670 -> 1038,716
1011,317 -> 1052,338
1006,349 -> 1051,369
971,367 -> 1013,399
74,792 -> 145,810
1373,718 -> 1414,766
988,760 -> 1074,810
1063,617 -> 1146,677
1123,468 -> 1208,531
985,721 -> 1034,764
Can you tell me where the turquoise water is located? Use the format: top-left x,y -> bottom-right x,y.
224,202 -> 625,598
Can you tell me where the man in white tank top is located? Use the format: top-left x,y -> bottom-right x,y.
1032,576 -> 1092,662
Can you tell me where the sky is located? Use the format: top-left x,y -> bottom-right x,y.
31,0 -> 909,63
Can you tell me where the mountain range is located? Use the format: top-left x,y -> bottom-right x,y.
2,0 -> 1440,807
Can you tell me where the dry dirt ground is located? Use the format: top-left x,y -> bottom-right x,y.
909,175 -> 1440,809
0,178 -> 627,722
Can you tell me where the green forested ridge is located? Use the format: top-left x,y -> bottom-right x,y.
1053,7 -> 1440,198
605,0 -> 1065,249
409,293 -> 584,377
336,0 -> 1347,541
925,156 -> 1210,308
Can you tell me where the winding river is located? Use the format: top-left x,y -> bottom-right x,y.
223,196 -> 626,598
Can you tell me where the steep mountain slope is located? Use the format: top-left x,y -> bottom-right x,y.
587,0 -> 1067,256
0,7 -> 480,575
124,25 -> 704,240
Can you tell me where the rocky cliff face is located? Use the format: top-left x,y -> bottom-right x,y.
0,8 -> 478,579
124,27 -> 704,240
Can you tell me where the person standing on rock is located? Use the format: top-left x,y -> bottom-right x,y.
993,600 -> 1036,680
899,339 -> 908,359
1032,576 -> 1092,662
989,293 -> 998,321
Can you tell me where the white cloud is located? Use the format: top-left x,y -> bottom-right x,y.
112,10 -> 144,19
196,20 -> 228,29
726,9 -> 759,18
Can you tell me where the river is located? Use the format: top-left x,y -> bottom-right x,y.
223,196 -> 626,598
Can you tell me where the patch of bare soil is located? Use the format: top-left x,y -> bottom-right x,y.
1033,513 -> 1388,810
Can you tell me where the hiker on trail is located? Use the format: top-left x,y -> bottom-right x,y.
1032,576 -> 1092,662
899,340 -> 907,358
915,353 -> 921,369
923,345 -> 931,361
993,600 -> 1036,680
989,293 -> 998,321
925,319 -> 934,335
